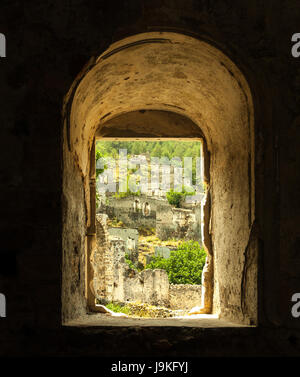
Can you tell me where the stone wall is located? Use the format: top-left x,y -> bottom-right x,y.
99,194 -> 203,243
93,214 -> 108,299
110,253 -> 202,310
96,232 -> 170,307
97,195 -> 159,228
112,258 -> 203,310
94,217 -> 170,306
169,284 -> 202,310
93,214 -> 111,300
108,227 -> 139,263
94,217 -> 202,309
156,205 -> 202,242
114,265 -> 170,307
108,237 -> 127,302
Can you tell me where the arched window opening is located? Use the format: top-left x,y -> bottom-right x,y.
62,32 -> 256,327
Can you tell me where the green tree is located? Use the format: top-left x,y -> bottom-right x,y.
166,188 -> 195,208
166,189 -> 184,207
146,241 -> 206,284
151,143 -> 162,157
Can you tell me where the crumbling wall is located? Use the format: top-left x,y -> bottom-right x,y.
100,194 -> 203,243
108,227 -> 139,263
93,219 -> 170,306
169,284 -> 202,310
156,205 -> 202,242
113,257 -> 202,310
109,237 -> 127,302
103,235 -> 170,306
98,195 -> 158,228
94,220 -> 201,309
120,268 -> 170,307
92,214 -> 110,299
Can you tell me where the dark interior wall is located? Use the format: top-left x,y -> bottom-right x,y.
1,0 -> 300,356
61,128 -> 87,323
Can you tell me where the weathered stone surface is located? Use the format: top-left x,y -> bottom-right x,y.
94,217 -> 170,306
155,246 -> 171,259
108,227 -> 139,262
100,193 -> 203,242
94,216 -> 203,309
169,284 -> 202,310
98,194 -> 158,228
113,263 -> 170,307
156,205 -> 202,241
123,302 -> 174,318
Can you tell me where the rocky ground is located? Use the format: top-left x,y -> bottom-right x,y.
97,301 -> 190,318
138,233 -> 182,267
123,302 -> 188,318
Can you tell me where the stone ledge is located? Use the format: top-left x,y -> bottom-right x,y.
64,313 -> 251,328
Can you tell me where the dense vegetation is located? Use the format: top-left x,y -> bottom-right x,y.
96,140 -> 202,187
96,140 -> 201,160
146,241 -> 206,284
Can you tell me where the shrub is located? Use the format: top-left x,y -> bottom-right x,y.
166,190 -> 184,207
106,302 -> 131,315
166,188 -> 196,208
145,241 -> 206,284
114,189 -> 141,199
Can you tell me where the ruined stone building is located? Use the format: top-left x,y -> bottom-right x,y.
93,214 -> 202,311
97,193 -> 203,241
1,0 -> 300,357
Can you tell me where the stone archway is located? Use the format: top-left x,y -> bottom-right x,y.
62,32 -> 256,325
